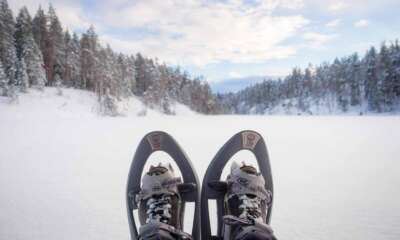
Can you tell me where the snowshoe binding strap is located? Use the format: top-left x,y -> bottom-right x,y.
230,224 -> 276,240
222,215 -> 276,240
223,216 -> 276,240
139,222 -> 193,240
136,164 -> 182,202
226,162 -> 272,205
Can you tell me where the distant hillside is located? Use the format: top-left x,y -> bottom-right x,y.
210,76 -> 279,93
219,41 -> 400,115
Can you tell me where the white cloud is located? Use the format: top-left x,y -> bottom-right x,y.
354,19 -> 369,28
55,5 -> 91,31
325,19 -> 341,28
328,2 -> 348,12
97,0 -> 309,66
9,0 -> 310,66
228,71 -> 243,79
303,32 -> 336,48
268,0 -> 305,10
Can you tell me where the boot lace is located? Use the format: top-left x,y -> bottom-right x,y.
146,194 -> 172,224
238,194 -> 262,221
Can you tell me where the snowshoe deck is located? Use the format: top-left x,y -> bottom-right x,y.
126,131 -> 200,240
200,130 -> 274,240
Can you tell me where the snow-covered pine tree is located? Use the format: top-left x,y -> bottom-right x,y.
103,45 -> 122,99
159,64 -> 175,114
335,58 -> 350,112
94,47 -> 105,102
167,67 -> 182,101
134,53 -> 150,95
0,60 -> 8,96
301,66 -> 313,113
66,32 -> 82,88
15,7 -> 47,90
311,66 -> 321,110
63,30 -> 82,87
16,58 -> 29,92
47,4 -> 65,85
143,62 -> 162,109
390,40 -> 400,99
177,70 -> 191,104
80,26 -> 98,91
378,43 -> 395,111
364,47 -> 381,112
180,80 -> 193,109
201,80 -> 217,114
0,55 -> 18,101
161,94 -> 174,115
0,0 -> 18,85
347,53 -> 362,108
95,44 -> 125,116
32,6 -> 48,60
126,55 -> 137,95
63,30 -> 72,86
116,53 -> 133,98
100,88 -> 119,116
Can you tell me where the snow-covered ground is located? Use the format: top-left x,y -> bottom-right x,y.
243,97 -> 400,116
0,88 -> 399,240
0,87 -> 195,118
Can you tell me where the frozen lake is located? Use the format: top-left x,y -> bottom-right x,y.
0,103 -> 399,240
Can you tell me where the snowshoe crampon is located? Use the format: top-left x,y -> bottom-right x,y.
201,130 -> 274,240
127,131 -> 200,240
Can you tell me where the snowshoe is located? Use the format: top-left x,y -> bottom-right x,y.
127,131 -> 200,240
201,130 -> 274,240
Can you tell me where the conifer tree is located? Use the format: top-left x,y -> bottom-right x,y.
347,53 -> 362,107
47,4 -> 65,85
390,40 -> 400,98
0,60 -> 8,96
80,26 -> 98,90
32,6 -> 48,58
378,43 -> 395,111
69,32 -> 81,87
134,53 -> 147,95
15,7 -> 47,90
126,55 -> 137,94
0,0 -> 18,84
116,54 -> 133,98
16,58 -> 29,92
64,30 -> 81,87
364,47 -> 380,111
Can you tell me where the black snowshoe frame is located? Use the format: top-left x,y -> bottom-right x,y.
126,131 -> 200,240
201,130 -> 274,240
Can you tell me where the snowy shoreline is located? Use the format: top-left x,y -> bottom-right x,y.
1,87 -> 399,117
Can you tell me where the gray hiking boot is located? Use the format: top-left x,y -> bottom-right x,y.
223,162 -> 276,240
137,163 -> 192,240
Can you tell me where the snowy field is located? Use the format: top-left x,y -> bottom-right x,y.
0,88 -> 399,240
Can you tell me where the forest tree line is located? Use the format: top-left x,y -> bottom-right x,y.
219,41 -> 400,114
2,0 -> 400,115
0,0 -> 221,115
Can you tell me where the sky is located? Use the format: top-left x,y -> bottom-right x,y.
7,0 -> 400,82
